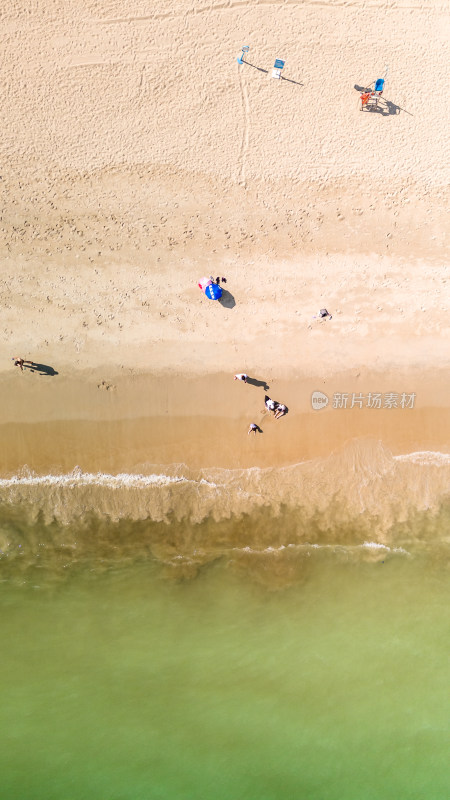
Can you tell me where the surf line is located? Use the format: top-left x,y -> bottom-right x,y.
0,471 -> 213,489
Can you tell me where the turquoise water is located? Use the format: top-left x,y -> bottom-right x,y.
1,547 -> 449,799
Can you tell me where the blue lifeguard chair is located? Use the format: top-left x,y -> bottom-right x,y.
359,66 -> 389,110
371,66 -> 388,106
237,45 -> 249,65
272,58 -> 285,79
374,66 -> 388,98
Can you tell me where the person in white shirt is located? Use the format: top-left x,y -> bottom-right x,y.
274,404 -> 288,419
265,395 -> 278,413
234,373 -> 248,382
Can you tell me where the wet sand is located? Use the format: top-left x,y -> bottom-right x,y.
0,367 -> 448,475
0,368 -> 448,569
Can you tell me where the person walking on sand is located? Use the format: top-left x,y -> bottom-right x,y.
12,357 -> 33,372
274,404 -> 288,419
248,423 -> 261,435
234,373 -> 248,382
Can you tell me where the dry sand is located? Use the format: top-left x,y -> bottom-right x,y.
0,0 -> 449,477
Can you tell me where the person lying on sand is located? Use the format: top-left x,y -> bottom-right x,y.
265,395 -> 278,413
12,357 -> 33,372
274,404 -> 288,419
308,308 -> 333,329
316,308 -> 332,320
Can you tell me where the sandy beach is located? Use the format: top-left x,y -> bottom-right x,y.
0,0 -> 449,486
2,7 -> 450,796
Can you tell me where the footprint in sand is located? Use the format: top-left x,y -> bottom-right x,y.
97,380 -> 116,391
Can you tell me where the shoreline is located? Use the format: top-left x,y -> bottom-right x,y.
0,367 -> 448,475
1,434 -> 448,568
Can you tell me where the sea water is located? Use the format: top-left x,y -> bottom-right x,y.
0,500 -> 449,799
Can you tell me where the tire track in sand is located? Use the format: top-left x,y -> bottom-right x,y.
237,66 -> 250,187
98,1 -> 443,25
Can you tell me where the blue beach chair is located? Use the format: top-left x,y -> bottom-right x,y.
272,59 -> 285,79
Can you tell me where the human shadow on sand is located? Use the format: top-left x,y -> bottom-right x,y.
219,290 -> 236,309
246,377 -> 270,391
27,362 -> 59,376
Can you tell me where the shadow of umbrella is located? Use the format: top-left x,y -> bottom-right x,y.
280,75 -> 303,86
219,290 -> 236,309
242,60 -> 268,74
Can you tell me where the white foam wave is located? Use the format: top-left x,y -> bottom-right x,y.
233,542 -> 410,556
0,446 -> 448,492
394,451 -> 450,466
361,541 -> 390,550
0,469 -> 219,490
361,542 -> 410,555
